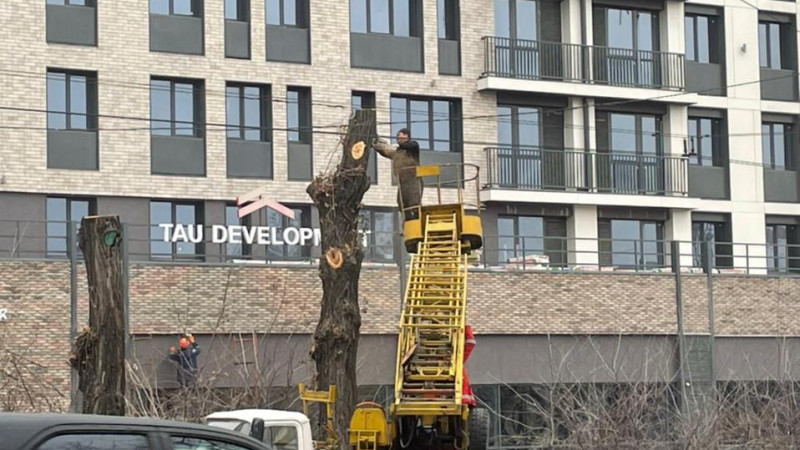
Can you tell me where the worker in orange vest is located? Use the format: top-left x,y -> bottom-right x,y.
462,325 -> 476,406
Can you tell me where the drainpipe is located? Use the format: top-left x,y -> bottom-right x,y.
580,0 -> 593,188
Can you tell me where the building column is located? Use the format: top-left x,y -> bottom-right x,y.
568,204 -> 599,266
660,0 -> 685,54
666,209 -> 693,269
664,104 -> 689,195
732,212 -> 767,274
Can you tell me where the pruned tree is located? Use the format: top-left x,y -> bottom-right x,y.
70,215 -> 126,415
306,109 -> 376,446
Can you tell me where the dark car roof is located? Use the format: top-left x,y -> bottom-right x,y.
0,413 -> 270,450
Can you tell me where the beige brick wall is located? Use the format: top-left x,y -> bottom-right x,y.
0,1 -> 496,207
5,259 -> 800,411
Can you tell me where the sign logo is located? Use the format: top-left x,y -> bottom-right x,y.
0,308 -> 7,322
236,186 -> 296,220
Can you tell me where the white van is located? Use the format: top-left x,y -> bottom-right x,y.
205,409 -> 315,450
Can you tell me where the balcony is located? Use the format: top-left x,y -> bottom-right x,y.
484,147 -> 690,207
480,37 -> 693,103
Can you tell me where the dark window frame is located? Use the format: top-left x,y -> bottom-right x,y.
150,0 -> 203,17
437,0 -> 459,40
599,218 -> 665,269
759,20 -> 787,69
350,0 -> 421,37
496,214 -> 567,266
497,103 -> 542,148
47,0 -> 94,6
692,220 -> 733,270
359,208 -> 396,262
225,0 -> 249,21
762,121 -> 794,170
494,0 -> 539,42
46,196 -> 96,258
150,77 -> 205,138
688,116 -> 723,167
266,0 -> 308,28
226,83 -> 271,142
149,200 -> 205,260
685,13 -> 720,64
390,95 -> 462,153
265,204 -> 312,261
766,222 -> 800,274
46,69 -> 97,131
286,86 -> 312,144
595,6 -> 660,52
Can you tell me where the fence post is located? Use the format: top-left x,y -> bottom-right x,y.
122,223 -> 131,360
704,240 -> 716,387
671,241 -> 689,417
68,221 -> 79,412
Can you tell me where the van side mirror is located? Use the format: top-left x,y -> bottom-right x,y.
250,418 -> 265,441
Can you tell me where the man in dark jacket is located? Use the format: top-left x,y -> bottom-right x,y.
374,128 -> 423,220
168,334 -> 201,387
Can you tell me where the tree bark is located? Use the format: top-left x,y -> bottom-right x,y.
307,109 -> 376,448
70,215 -> 126,416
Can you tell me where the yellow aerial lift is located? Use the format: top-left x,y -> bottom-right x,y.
301,164 -> 484,450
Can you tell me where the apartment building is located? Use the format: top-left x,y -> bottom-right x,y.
3,0 -> 800,447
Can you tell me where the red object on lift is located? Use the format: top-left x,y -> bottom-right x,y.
462,325 -> 476,406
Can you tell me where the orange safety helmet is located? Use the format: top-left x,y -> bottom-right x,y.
179,337 -> 190,350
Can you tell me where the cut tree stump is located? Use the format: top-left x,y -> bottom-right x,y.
70,215 -> 126,416
307,109 -> 376,448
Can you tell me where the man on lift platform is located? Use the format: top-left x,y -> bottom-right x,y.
373,128 -> 422,221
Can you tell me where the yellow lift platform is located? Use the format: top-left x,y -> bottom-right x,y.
305,164 -> 484,450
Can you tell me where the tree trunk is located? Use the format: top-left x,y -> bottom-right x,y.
307,109 -> 376,448
70,215 -> 126,416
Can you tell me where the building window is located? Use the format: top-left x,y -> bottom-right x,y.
266,205 -> 311,260
685,14 -> 720,64
692,220 -> 732,269
359,209 -> 395,262
350,0 -> 420,36
47,70 -> 96,131
497,104 -> 540,148
494,0 -> 537,41
762,122 -> 794,170
390,96 -> 461,152
497,215 -> 567,266
266,0 -> 306,27
759,21 -> 787,69
150,0 -> 202,16
688,116 -> 723,166
225,0 -> 249,20
766,223 -> 800,273
150,78 -> 204,137
437,0 -> 459,40
47,0 -> 93,5
225,205 -> 251,258
352,91 -> 378,184
150,201 -> 203,259
599,219 -> 664,269
46,197 -> 95,257
286,87 -> 311,143
226,84 -> 270,142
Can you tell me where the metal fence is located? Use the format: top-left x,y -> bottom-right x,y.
485,147 -> 689,196
482,36 -> 685,91
3,219 -> 799,277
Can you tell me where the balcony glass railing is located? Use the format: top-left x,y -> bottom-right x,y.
484,147 -> 688,195
482,36 -> 685,91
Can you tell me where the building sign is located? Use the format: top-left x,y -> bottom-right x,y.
159,189 -> 373,248
0,308 -> 7,322
159,224 -> 322,247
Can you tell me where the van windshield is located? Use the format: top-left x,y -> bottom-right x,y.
206,419 -> 252,435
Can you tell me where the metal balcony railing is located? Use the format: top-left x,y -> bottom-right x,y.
482,36 -> 685,91
484,147 -> 689,196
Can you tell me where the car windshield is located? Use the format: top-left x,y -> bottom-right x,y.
206,419 -> 252,435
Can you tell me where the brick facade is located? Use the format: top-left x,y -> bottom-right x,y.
3,259 -> 800,411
